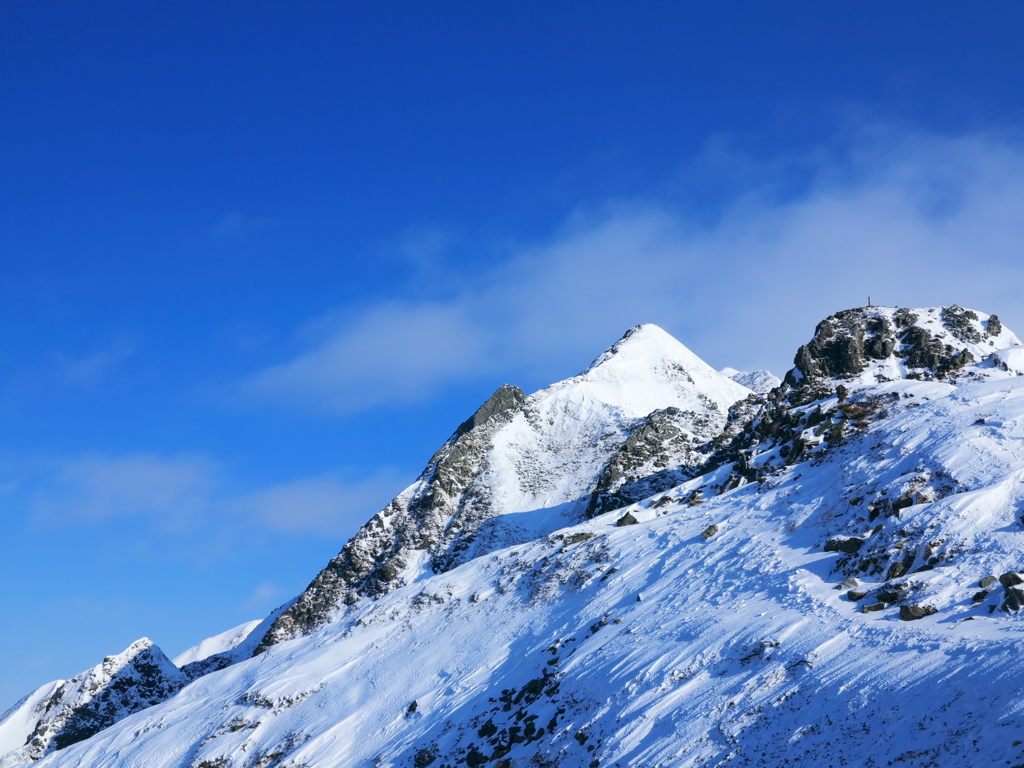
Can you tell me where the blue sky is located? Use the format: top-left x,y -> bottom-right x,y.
5,0 -> 1024,707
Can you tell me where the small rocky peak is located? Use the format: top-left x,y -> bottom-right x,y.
784,305 -> 1020,393
8,638 -> 187,761
450,384 -> 526,441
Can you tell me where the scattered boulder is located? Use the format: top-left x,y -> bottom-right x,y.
899,605 -> 937,621
980,575 -> 998,589
700,524 -> 720,541
615,512 -> 639,527
835,576 -> 859,591
848,589 -> 868,602
824,538 -> 864,554
989,314 -> 1003,337
1003,587 -> 1024,613
886,562 -> 907,580
862,602 -> 886,613
999,572 -> 1024,589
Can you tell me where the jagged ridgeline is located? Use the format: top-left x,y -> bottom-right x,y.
0,640 -> 186,765
10,305 -> 1024,768
257,324 -> 753,650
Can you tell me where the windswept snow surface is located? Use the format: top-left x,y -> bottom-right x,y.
35,333 -> 1024,767
172,621 -> 263,668
0,683 -> 62,763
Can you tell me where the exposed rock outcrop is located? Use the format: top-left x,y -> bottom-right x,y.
0,640 -> 185,765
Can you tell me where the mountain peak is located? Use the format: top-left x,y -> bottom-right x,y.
584,323 -> 703,374
574,323 -> 751,420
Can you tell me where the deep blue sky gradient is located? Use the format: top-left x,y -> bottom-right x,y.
4,0 -> 1024,708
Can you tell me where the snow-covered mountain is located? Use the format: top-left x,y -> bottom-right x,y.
0,640 -> 185,767
10,307 -> 1024,767
258,323 -> 752,649
720,367 -> 781,394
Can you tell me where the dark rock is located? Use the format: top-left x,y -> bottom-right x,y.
414,748 -> 439,768
700,524 -> 720,541
257,383 -> 529,652
477,719 -> 497,738
585,406 -> 725,518
824,537 -> 864,554
862,602 -> 886,613
452,384 -> 528,440
891,491 -> 920,515
899,604 -> 937,621
980,575 -> 998,589
999,572 -> 1024,588
989,314 -> 1003,337
836,576 -> 859,591
1004,587 -> 1024,612
892,308 -> 918,328
616,512 -> 639,527
972,590 -> 991,603
941,305 -> 982,344
26,640 -> 188,758
886,555 -> 916,582
878,590 -> 902,604
886,562 -> 907,581
901,328 -> 940,369
848,589 -> 868,602
865,335 -> 896,360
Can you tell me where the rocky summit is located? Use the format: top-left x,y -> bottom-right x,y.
7,308 -> 1024,767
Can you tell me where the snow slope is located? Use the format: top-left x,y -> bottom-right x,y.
172,621 -> 264,667
32,344 -> 1024,766
13,308 -> 1024,767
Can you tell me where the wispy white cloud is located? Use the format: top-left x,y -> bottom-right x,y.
32,454 -> 217,528
29,453 -> 405,538
239,127 -> 1024,413
231,469 -> 406,536
57,338 -> 137,388
240,582 -> 288,613
244,302 -> 491,411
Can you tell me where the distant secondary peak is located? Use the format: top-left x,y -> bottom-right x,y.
721,368 -> 782,395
